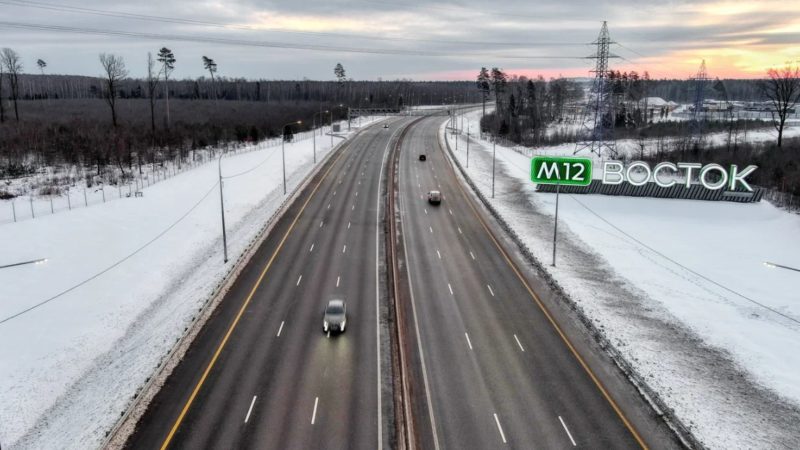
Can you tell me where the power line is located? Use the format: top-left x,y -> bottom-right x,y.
0,21 -> 591,60
0,181 -> 219,326
567,194 -> 800,326
0,0 -> 586,49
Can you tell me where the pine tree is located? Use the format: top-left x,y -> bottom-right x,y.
476,67 -> 490,118
157,47 -> 176,128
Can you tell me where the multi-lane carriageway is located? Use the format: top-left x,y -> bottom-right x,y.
125,115 -> 682,449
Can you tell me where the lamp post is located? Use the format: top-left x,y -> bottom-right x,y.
763,261 -> 800,273
218,153 -> 228,263
282,120 -> 302,195
491,139 -> 496,199
312,110 -> 328,164
464,117 -> 470,168
329,110 -> 334,147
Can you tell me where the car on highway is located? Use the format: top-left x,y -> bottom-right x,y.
427,190 -> 441,205
323,299 -> 347,334
419,154 -> 426,161
383,123 -> 389,129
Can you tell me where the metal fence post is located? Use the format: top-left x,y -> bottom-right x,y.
84,189 -> 88,206
12,200 -> 16,222
50,197 -> 54,214
30,197 -> 35,218
102,188 -> 106,203
67,192 -> 71,210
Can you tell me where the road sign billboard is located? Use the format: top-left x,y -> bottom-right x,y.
531,156 -> 593,186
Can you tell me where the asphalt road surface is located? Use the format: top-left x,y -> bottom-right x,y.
395,116 -> 681,449
126,118 -> 412,450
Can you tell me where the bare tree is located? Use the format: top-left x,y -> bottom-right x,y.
202,55 -> 218,103
157,47 -> 176,128
146,52 -> 159,137
759,65 -> 800,147
99,53 -> 128,127
1,48 -> 23,121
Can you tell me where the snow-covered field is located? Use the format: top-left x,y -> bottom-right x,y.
0,117 -> 382,449
445,110 -> 800,448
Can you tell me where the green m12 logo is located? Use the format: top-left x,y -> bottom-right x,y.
531,156 -> 593,186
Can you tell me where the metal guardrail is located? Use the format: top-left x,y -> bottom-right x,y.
536,179 -> 763,203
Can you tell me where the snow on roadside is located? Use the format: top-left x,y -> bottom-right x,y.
444,110 -> 800,448
0,118 -> 383,449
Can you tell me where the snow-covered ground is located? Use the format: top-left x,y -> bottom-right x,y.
0,117 -> 383,449
445,110 -> 800,448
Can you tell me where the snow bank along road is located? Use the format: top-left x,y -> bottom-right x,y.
393,116 -> 681,449
125,118 -> 412,449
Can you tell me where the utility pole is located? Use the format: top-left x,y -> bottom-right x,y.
218,154 -> 228,263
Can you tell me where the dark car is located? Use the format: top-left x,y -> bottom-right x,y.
323,299 -> 347,333
383,123 -> 389,129
419,154 -> 427,161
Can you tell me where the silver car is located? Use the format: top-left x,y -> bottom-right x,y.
323,299 -> 347,333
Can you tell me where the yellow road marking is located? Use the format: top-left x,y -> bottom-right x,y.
437,124 -> 649,450
160,138 -> 355,449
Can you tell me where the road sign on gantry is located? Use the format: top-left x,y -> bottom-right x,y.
531,156 -> 593,186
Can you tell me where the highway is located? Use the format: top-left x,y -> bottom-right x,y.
126,118 -> 412,449
125,113 -> 682,450
393,116 -> 682,449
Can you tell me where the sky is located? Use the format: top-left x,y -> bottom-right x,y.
0,0 -> 799,81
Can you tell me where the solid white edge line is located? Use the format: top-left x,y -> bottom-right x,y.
277,321 -> 285,337
514,334 -> 525,352
399,156 -> 441,450
465,332 -> 473,350
311,397 -> 319,425
559,415 -> 577,446
494,413 -> 507,444
244,395 -> 257,423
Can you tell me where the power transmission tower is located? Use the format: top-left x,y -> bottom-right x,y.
575,21 -> 620,158
689,59 -> 709,139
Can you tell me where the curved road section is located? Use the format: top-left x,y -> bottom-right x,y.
125,118 -> 413,449
393,116 -> 682,449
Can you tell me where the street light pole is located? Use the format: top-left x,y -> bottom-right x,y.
491,139 -> 496,198
218,154 -> 228,263
281,120 -> 302,195
552,182 -> 560,267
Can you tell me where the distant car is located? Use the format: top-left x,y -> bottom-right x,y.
419,154 -> 426,161
323,299 -> 347,333
427,190 -> 441,205
383,123 -> 389,129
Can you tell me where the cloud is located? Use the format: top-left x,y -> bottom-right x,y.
0,0 -> 796,79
